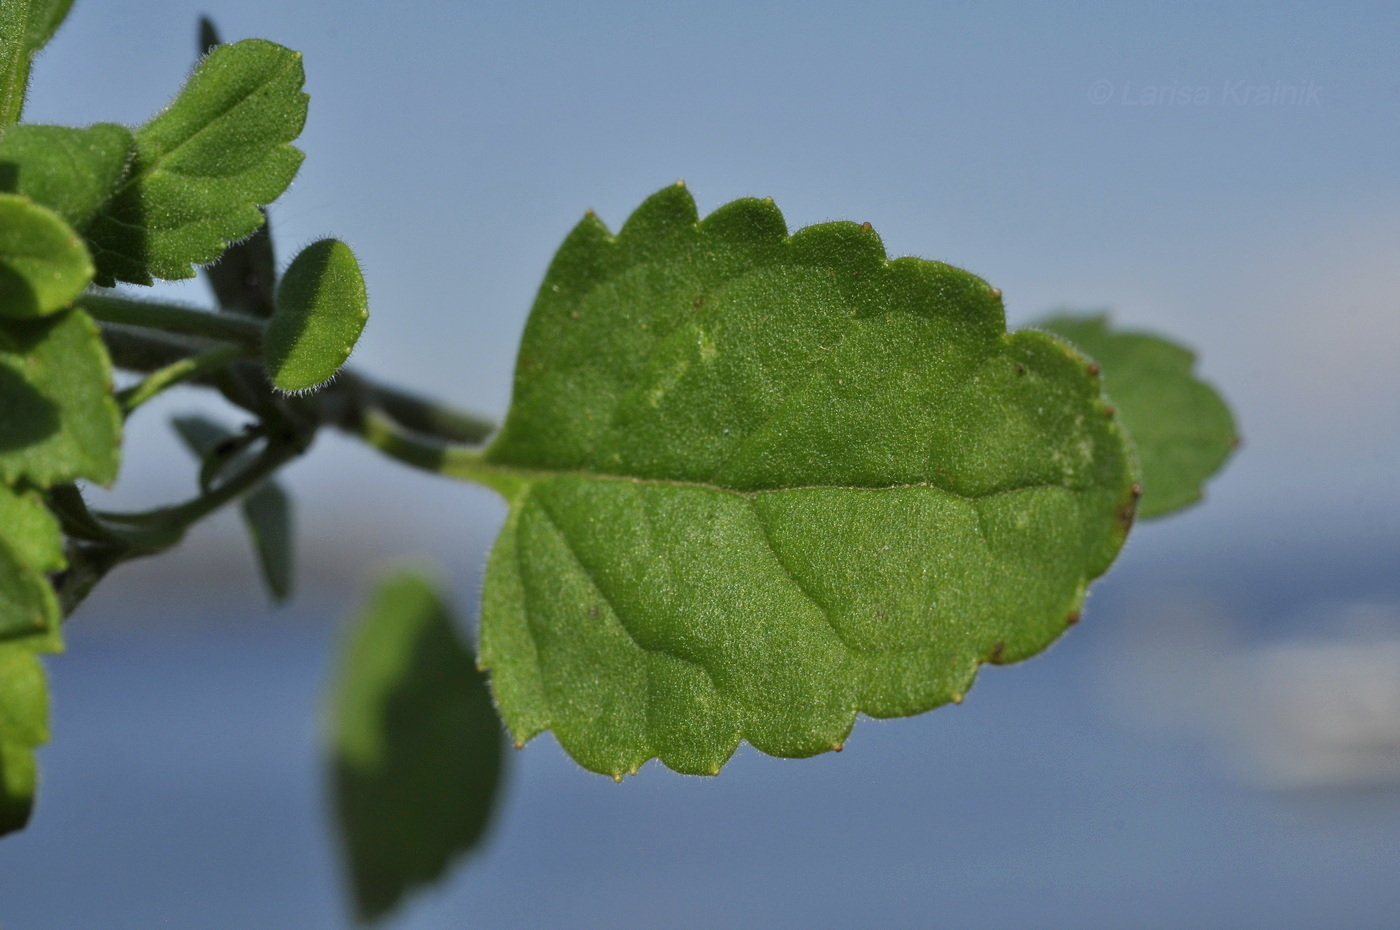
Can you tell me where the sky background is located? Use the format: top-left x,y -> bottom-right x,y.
3,1 -> 1399,926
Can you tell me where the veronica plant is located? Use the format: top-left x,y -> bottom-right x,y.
0,4 -> 1237,922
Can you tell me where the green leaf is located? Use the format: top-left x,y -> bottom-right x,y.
0,123 -> 136,233
330,573 -> 505,922
0,192 -> 93,318
205,206 -> 277,318
192,20 -> 279,320
0,308 -> 121,487
0,637 -> 49,836
241,482 -> 292,602
0,481 -> 63,644
171,414 -> 296,602
265,238 -> 368,393
0,0 -> 75,125
474,185 -> 1139,778
82,39 -> 309,286
1035,313 -> 1237,519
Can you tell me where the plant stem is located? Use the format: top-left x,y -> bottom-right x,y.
118,344 -> 248,414
344,410 -> 520,497
80,294 -> 265,350
344,373 -> 496,445
97,438 -> 300,530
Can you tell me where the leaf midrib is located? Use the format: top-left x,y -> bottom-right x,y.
120,48 -> 297,198
463,451 -> 1080,504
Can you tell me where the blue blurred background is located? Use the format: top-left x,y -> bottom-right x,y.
2,1 -> 1399,926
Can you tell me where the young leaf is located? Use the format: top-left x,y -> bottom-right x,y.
265,238 -> 368,393
0,308 -> 121,487
241,482 -> 292,602
0,124 -> 135,232
193,19 -> 279,320
0,192 -> 93,318
1035,313 -> 1237,519
170,414 -> 295,602
0,482 -> 63,643
82,39 -> 309,286
330,573 -> 505,922
0,0 -> 75,125
0,638 -> 49,836
474,185 -> 1139,778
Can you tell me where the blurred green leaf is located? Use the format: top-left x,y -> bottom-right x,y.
475,185 -> 1138,778
0,639 -> 48,835
0,0 -> 75,125
331,573 -> 505,923
0,308 -> 121,487
0,482 -> 63,643
0,192 -> 93,318
1036,313 -> 1237,519
82,39 -> 309,286
171,414 -> 295,602
265,238 -> 368,392
241,482 -> 292,602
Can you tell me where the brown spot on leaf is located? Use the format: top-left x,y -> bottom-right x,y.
1066,611 -> 1081,625
1104,404 -> 1116,417
1117,492 -> 1138,533
860,221 -> 873,231
989,641 -> 1006,663
1087,362 -> 1101,376
990,287 -> 1002,299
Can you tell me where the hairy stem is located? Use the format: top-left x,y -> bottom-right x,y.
98,438 -> 302,530
80,294 -> 265,350
118,344 -> 248,414
342,410 -> 518,497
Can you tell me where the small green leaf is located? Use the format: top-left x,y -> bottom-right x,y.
0,482 -> 63,643
82,39 -> 309,286
475,186 -> 1139,778
1036,313 -> 1237,519
265,238 -> 368,393
171,413 -> 239,461
170,414 -> 296,602
0,0 -> 75,126
0,308 -> 121,487
0,192 -> 93,318
191,21 -> 279,320
0,123 -> 136,232
0,638 -> 49,835
330,573 -> 505,922
241,482 -> 292,602
205,207 -> 277,318
197,15 -> 221,57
